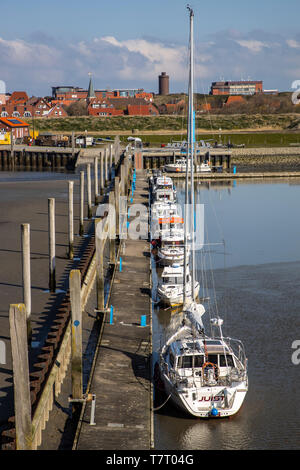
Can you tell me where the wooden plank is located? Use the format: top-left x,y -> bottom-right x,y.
68,181 -> 74,259
48,198 -> 56,292
70,270 -> 83,401
109,192 -> 116,265
95,217 -> 108,311
9,303 -> 32,450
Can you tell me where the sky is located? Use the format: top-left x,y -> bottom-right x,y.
1,0 -> 300,96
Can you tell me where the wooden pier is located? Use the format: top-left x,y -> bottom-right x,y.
74,170 -> 152,450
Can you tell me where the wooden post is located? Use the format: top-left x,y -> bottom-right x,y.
9,304 -> 32,450
109,191 -> 116,265
48,198 -> 56,292
100,151 -> 104,195
114,176 -> 120,238
95,218 -> 105,311
72,131 -> 75,159
21,223 -> 31,341
79,171 -> 84,236
105,147 -> 108,184
94,156 -> 99,205
87,163 -> 92,219
70,270 -> 83,402
120,163 -> 125,197
68,181 -> 74,259
124,157 -> 129,197
109,144 -> 113,178
11,129 -> 15,171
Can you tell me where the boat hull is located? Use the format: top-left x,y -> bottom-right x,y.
164,164 -> 212,173
161,373 -> 247,418
158,283 -> 199,307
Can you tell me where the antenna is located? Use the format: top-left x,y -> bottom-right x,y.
187,4 -> 194,15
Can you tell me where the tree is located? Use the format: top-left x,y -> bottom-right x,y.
65,99 -> 88,116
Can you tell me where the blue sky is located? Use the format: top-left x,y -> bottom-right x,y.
1,0 -> 300,96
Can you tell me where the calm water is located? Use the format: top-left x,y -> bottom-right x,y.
153,178 -> 300,450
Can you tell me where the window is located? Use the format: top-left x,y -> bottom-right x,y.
194,355 -> 204,367
162,276 -> 184,284
207,354 -> 218,365
169,353 -> 175,368
24,111 -> 31,117
178,356 -> 193,368
219,354 -> 234,367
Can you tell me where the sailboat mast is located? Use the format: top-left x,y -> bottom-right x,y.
183,7 -> 193,306
189,6 -> 196,302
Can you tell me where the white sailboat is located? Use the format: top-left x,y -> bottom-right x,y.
158,6 -> 248,418
164,158 -> 211,173
157,264 -> 199,307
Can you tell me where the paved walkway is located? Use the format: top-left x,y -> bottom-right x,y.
76,171 -> 152,450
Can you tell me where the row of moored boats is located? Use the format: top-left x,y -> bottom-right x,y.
151,6 -> 248,420
150,170 -> 248,419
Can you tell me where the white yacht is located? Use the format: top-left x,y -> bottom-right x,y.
157,264 -> 199,307
164,159 -> 211,173
164,159 -> 187,173
159,305 -> 248,417
152,175 -> 176,195
157,228 -> 185,266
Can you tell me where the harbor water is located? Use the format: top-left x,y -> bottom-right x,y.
153,178 -> 300,450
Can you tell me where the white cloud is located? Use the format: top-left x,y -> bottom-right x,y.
1,30 -> 300,95
286,39 -> 300,49
101,35 -> 188,81
235,39 -> 269,53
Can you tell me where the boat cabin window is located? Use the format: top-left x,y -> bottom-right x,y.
169,352 -> 175,368
219,354 -> 234,367
157,184 -> 172,191
165,241 -> 183,247
178,355 -> 193,368
194,355 -> 204,367
158,194 -> 171,201
162,276 -> 184,284
207,354 -> 218,365
177,355 -> 204,368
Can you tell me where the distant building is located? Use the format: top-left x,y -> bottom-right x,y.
45,103 -> 68,118
52,85 -> 146,101
263,89 -> 279,95
210,80 -> 263,95
158,72 -> 169,95
0,117 -> 29,140
1,95 -> 51,118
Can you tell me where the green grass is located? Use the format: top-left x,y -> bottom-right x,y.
118,132 -> 300,148
25,113 -> 300,134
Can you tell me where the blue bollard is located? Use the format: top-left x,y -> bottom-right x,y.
233,166 -> 236,174
140,315 -> 147,327
110,305 -> 114,325
119,257 -> 122,272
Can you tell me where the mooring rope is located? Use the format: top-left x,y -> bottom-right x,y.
153,393 -> 172,411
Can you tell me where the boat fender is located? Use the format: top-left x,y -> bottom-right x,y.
210,407 -> 218,417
